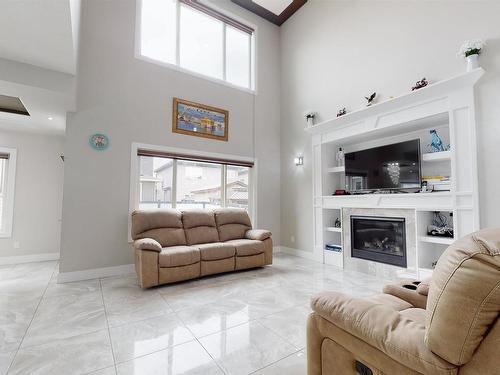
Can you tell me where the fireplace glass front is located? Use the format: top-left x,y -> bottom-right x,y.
350,216 -> 407,268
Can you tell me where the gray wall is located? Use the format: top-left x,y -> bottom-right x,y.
60,0 -> 280,272
0,129 -> 64,258
280,0 -> 500,251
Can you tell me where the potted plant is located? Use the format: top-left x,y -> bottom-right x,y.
304,110 -> 317,127
458,39 -> 485,72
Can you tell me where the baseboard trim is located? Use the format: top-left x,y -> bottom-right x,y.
0,252 -> 60,265
57,263 -> 135,283
274,246 -> 323,262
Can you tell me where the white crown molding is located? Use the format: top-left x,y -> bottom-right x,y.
305,68 -> 484,136
0,252 -> 59,265
57,263 -> 135,284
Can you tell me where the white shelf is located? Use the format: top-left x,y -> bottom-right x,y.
422,151 -> 451,162
305,69 -> 484,136
325,227 -> 342,233
419,236 -> 454,245
327,166 -> 345,173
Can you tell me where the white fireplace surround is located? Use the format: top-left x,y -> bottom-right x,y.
343,208 -> 416,280
304,68 -> 484,279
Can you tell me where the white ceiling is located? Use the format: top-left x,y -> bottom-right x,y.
0,0 -> 79,134
0,0 -> 79,75
252,0 -> 293,15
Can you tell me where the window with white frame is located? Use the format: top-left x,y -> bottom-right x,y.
139,0 -> 254,90
0,148 -> 17,238
137,150 -> 252,211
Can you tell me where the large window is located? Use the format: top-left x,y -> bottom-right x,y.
0,148 -> 16,238
139,0 -> 254,90
137,151 -> 252,211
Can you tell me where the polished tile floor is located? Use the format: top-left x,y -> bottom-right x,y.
0,253 -> 387,375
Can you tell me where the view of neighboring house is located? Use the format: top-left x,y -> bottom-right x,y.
139,156 -> 249,210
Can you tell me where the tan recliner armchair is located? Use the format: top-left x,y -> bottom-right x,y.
307,228 -> 500,375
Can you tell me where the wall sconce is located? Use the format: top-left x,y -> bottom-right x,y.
294,156 -> 304,166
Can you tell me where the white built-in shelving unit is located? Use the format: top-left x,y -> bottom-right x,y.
305,69 -> 484,278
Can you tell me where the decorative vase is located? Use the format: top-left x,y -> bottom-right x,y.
466,53 -> 479,72
306,117 -> 314,127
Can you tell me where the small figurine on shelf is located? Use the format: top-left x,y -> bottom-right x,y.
411,78 -> 428,91
334,218 -> 341,228
336,108 -> 347,117
304,110 -> 317,128
335,147 -> 345,167
429,129 -> 445,152
365,92 -> 376,106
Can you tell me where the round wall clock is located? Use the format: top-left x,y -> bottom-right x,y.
89,133 -> 109,151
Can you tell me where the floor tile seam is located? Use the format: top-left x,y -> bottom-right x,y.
162,282 -> 298,313
6,262 -> 58,374
98,278 -> 119,368
172,308 -> 228,374
18,326 -> 110,350
110,335 -> 199,366
254,318 -> 305,351
104,309 -> 178,330
246,348 -> 303,375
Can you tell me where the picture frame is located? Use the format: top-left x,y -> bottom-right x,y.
172,98 -> 229,141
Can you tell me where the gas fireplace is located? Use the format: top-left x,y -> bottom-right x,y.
350,216 -> 407,268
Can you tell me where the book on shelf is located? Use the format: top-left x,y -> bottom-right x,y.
325,244 -> 342,252
422,175 -> 451,191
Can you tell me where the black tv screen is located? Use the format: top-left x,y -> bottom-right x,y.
345,140 -> 421,192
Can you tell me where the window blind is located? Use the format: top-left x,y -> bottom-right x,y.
179,0 -> 254,35
137,149 -> 254,168
0,153 -> 9,160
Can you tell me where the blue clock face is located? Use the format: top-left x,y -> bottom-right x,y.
89,133 -> 109,151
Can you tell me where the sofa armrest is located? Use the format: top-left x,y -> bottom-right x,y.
245,229 -> 271,241
134,238 -> 162,252
416,277 -> 431,296
311,292 -> 456,374
383,278 -> 428,309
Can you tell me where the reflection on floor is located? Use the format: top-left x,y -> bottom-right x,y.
0,253 -> 387,375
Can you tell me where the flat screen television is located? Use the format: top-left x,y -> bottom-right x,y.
345,139 -> 421,192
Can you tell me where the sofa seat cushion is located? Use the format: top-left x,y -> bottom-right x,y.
197,242 -> 236,261
225,239 -> 264,256
159,246 -> 200,268
400,308 -> 427,325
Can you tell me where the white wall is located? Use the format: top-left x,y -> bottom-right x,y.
59,0 -> 281,272
280,0 -> 500,251
0,129 -> 64,258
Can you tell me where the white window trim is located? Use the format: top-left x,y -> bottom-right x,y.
0,147 -> 17,238
128,142 -> 257,242
134,0 -> 258,95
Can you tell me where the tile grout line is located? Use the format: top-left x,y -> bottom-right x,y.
98,278 -> 119,374
247,348 -> 304,375
172,308 -> 228,375
6,261 -> 59,375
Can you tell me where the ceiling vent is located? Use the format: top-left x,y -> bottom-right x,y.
0,94 -> 30,116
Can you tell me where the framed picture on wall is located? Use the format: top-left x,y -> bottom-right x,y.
172,98 -> 229,141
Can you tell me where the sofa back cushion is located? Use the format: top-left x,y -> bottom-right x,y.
214,208 -> 252,242
182,210 -> 219,245
425,228 -> 500,365
131,209 -> 186,247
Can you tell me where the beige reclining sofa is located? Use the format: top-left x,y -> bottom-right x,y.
307,228 -> 500,374
131,208 -> 272,288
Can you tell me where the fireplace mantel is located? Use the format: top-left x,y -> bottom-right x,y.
306,69 -> 484,278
